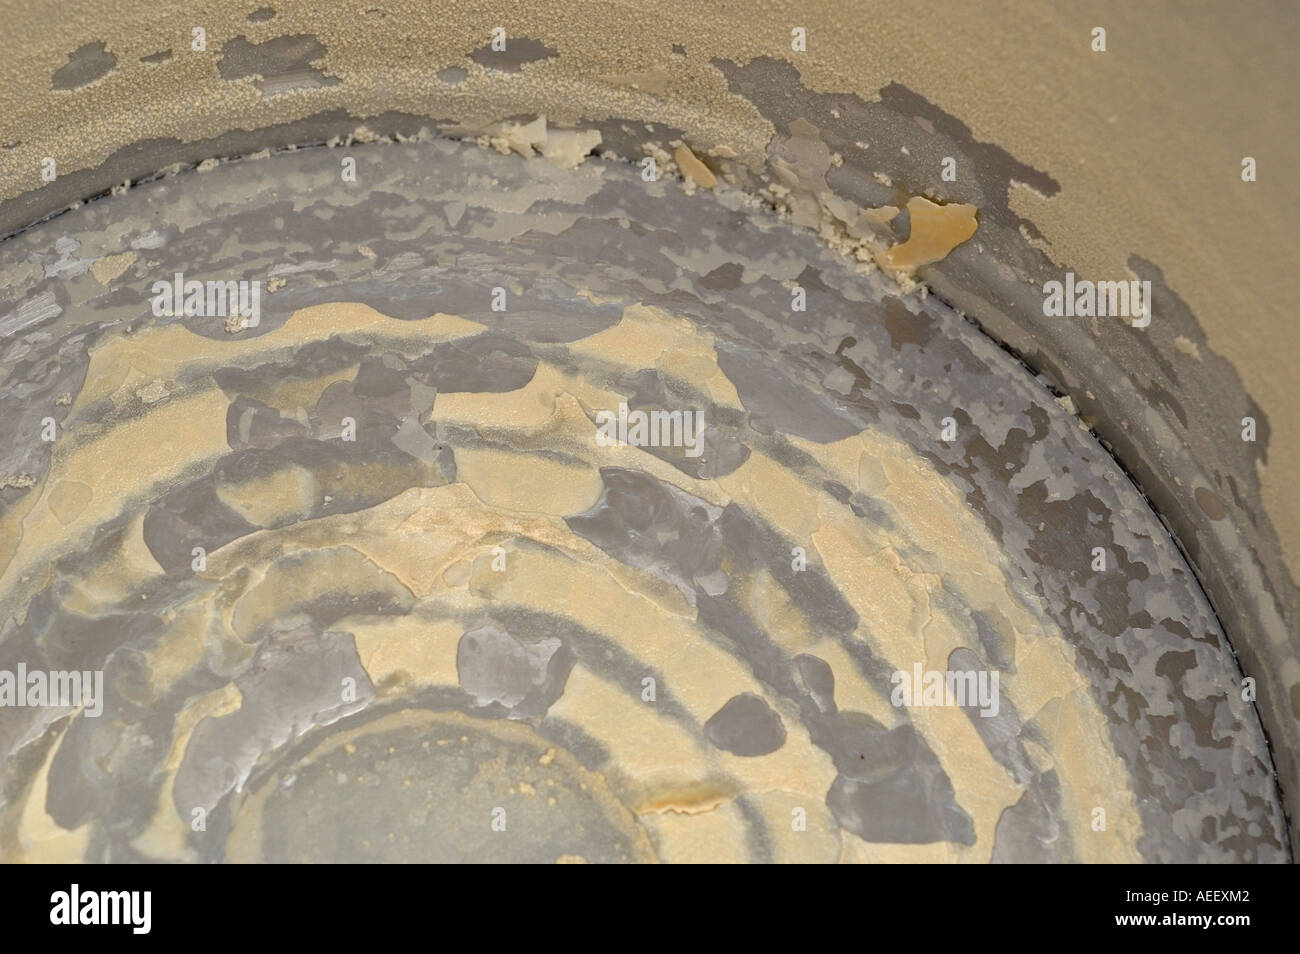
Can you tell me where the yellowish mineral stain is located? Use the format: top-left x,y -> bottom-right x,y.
47,479 -> 92,524
641,800 -> 750,863
674,144 -> 717,189
350,614 -> 463,690
547,664 -> 721,794
455,446 -> 603,515
89,250 -> 136,285
569,303 -> 744,411
142,601 -> 218,693
873,196 -> 978,275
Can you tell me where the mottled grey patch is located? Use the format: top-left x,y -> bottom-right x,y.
46,713 -> 149,831
469,36 -> 557,72
456,622 -> 572,716
226,395 -> 310,449
31,235 -> 92,279
566,467 -> 727,605
51,42 -> 117,91
215,340 -> 367,405
824,721 -> 975,845
142,477 -> 259,575
647,423 -> 751,480
484,306 -> 620,343
248,5 -> 276,21
174,625 -> 373,815
412,333 -> 537,393
969,606 -> 1016,672
716,342 -> 862,443
882,296 -> 936,352
705,693 -> 786,756
949,647 -> 1033,783
140,50 -> 172,65
437,66 -> 468,85
615,368 -> 668,407
992,775 -> 1068,864
700,262 -> 743,291
605,370 -> 751,479
217,34 -> 340,96
794,654 -> 836,715
0,288 -> 61,337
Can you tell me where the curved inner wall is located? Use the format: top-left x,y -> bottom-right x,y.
0,139 -> 1287,862
0,1 -> 1297,862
